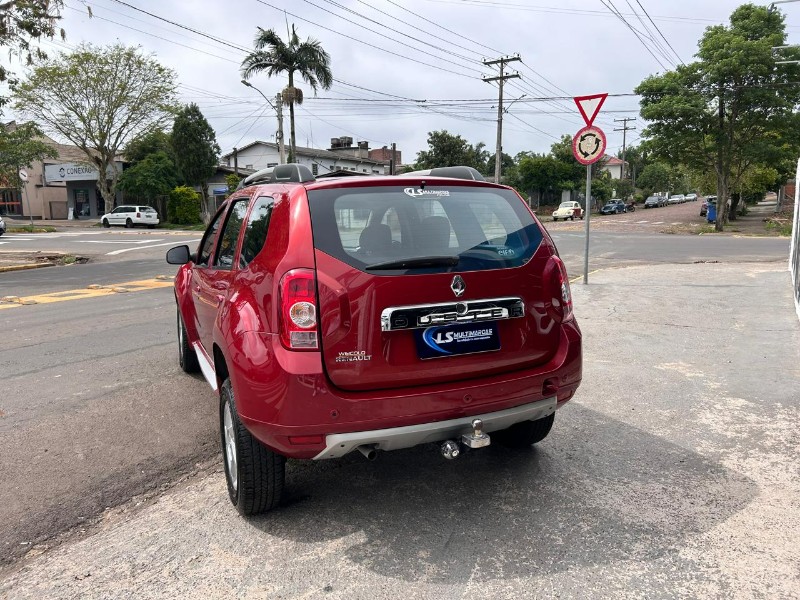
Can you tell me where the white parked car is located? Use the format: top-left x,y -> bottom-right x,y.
0,215 -> 6,236
668,194 -> 685,205
100,205 -> 159,229
552,201 -> 585,221
685,193 -> 698,202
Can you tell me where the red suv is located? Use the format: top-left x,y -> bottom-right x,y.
167,164 -> 582,515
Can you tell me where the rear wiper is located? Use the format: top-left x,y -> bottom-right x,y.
365,256 -> 460,270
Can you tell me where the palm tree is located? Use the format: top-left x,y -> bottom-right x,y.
241,25 -> 333,163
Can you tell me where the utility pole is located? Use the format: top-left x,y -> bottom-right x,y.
390,142 -> 397,176
275,93 -> 286,164
614,117 -> 636,179
483,55 -> 521,184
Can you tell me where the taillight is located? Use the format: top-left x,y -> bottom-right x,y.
279,269 -> 319,350
544,256 -> 574,322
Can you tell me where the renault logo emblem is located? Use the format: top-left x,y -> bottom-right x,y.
451,275 -> 466,297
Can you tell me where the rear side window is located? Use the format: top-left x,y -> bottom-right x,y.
308,186 -> 543,273
215,199 -> 249,270
240,196 -> 274,268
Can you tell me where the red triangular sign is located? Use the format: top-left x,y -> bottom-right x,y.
574,93 -> 608,127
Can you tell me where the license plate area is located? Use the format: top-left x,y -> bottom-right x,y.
414,321 -> 500,360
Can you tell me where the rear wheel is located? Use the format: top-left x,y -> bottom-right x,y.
125,218 -> 133,228
494,413 -> 555,448
102,218 -> 110,228
220,379 -> 285,515
177,309 -> 199,373
570,216 -> 574,221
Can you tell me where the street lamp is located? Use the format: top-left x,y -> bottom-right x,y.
241,80 -> 286,164
768,0 -> 800,12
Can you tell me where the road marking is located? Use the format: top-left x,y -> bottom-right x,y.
653,221 -> 664,225
105,239 -> 200,256
77,239 -> 165,245
636,220 -> 649,224
0,278 -> 175,310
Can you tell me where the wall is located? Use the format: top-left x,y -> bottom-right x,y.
225,144 -> 388,176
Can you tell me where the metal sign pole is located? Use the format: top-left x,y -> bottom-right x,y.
584,165 -> 591,284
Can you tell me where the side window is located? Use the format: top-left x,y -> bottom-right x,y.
112,207 -> 123,214
214,198 -> 250,270
196,208 -> 226,267
240,196 -> 274,268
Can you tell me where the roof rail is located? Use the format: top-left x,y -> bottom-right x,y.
236,163 -> 315,190
400,166 -> 486,182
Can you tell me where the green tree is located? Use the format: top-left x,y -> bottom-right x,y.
0,0 -> 64,112
636,162 -> 674,196
167,185 -> 202,225
124,129 -> 173,165
414,130 -> 490,172
12,43 -> 177,213
225,173 -> 242,196
241,24 -> 332,163
0,121 -> 57,187
117,151 -> 178,207
636,4 -> 800,230
170,103 -> 220,222
485,152 -> 514,177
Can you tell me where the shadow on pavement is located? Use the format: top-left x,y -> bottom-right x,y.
247,402 -> 756,584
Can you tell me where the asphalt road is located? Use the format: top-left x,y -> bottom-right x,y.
0,225 -> 793,579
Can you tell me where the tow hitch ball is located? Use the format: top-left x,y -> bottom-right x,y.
440,419 -> 491,459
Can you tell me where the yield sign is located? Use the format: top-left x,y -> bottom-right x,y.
573,93 -> 608,127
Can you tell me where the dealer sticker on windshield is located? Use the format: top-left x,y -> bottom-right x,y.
414,321 -> 500,360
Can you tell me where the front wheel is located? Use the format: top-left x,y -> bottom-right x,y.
102,218 -> 110,228
220,379 -> 285,515
494,413 -> 555,448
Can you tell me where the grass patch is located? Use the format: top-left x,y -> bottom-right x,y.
765,220 -> 793,236
157,222 -> 206,231
8,225 -> 57,233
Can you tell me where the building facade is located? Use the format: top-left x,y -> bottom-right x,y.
221,139 -> 391,177
600,155 -> 628,180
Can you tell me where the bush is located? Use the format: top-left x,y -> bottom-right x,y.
168,186 -> 202,225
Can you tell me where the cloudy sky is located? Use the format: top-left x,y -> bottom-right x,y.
6,0 -> 798,163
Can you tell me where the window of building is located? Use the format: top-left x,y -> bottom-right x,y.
312,163 -> 318,175
362,168 -> 368,173
245,164 -> 253,170
267,163 -> 278,168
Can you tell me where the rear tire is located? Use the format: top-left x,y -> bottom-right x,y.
220,379 -> 285,515
177,309 -> 199,373
102,218 -> 110,228
494,413 -> 555,448
125,218 -> 133,228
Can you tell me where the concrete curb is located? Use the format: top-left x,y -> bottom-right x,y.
0,263 -> 53,273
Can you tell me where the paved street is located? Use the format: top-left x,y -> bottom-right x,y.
1,225 -> 798,598
2,257 -> 798,599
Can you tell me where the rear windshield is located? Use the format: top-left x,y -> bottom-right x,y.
307,185 -> 543,273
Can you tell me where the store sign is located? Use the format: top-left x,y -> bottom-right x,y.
44,162 -> 119,182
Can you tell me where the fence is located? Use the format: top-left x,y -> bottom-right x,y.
791,158 -> 800,321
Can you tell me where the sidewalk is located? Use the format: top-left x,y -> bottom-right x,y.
1,261 -> 798,599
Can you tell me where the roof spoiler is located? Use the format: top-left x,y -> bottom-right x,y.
400,166 -> 486,182
236,163 -> 315,190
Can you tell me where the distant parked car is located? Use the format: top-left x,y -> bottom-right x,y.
644,195 -> 662,209
668,194 -> 685,205
685,193 -> 698,202
552,201 -> 584,221
0,215 -> 5,236
100,205 -> 160,229
600,200 -> 627,215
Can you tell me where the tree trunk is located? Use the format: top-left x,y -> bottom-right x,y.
96,170 -> 116,214
729,192 -> 740,221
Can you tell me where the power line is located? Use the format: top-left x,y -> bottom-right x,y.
600,0 -> 670,70
635,0 -> 685,65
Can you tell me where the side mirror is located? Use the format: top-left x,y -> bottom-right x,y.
166,245 -> 192,265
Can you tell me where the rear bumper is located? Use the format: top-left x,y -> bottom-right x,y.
233,320 -> 581,459
312,396 -> 556,459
